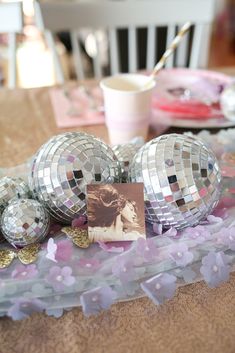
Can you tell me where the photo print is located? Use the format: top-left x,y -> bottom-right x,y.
87,183 -> 146,242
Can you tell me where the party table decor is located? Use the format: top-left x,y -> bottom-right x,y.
0,130 -> 235,320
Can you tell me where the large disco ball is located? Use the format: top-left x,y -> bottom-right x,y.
129,134 -> 221,229
29,132 -> 121,223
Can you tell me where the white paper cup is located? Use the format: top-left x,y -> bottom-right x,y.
100,73 -> 155,145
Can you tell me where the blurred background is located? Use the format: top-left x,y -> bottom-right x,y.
0,0 -> 234,88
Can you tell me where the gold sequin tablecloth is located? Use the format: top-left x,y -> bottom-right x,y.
0,80 -> 235,353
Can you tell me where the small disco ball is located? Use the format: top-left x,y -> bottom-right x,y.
129,134 -> 221,229
112,137 -> 144,182
0,177 -> 30,214
29,132 -> 121,223
0,199 -> 50,247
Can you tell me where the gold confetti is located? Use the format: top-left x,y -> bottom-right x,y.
0,243 -> 41,268
18,243 -> 41,265
62,227 -> 90,248
0,249 -> 15,269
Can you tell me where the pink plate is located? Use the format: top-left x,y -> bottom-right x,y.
152,68 -> 232,121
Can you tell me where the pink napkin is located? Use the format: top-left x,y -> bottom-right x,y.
50,86 -> 105,128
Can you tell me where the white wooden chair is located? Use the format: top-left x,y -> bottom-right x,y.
34,0 -> 216,84
0,2 -> 23,88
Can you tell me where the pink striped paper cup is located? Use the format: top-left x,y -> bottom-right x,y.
100,74 -> 155,145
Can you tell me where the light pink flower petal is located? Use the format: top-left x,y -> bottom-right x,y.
55,240 -> 73,262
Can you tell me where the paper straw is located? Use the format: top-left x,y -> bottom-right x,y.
150,21 -> 192,78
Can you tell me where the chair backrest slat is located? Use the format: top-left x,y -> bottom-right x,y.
146,26 -> 157,71
93,31 -> 103,78
128,27 -> 137,73
71,31 -> 85,80
189,23 -> 204,68
165,25 -> 175,68
109,28 -> 120,75
176,23 -> 189,67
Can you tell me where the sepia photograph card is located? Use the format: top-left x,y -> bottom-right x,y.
87,183 -> 146,242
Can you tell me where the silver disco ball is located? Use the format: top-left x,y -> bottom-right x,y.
129,134 -> 221,229
29,132 -> 121,223
0,199 -> 50,247
0,177 -> 30,214
112,137 -> 144,182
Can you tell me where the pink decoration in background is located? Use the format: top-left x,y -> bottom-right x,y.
152,68 -> 231,121
50,87 -> 104,128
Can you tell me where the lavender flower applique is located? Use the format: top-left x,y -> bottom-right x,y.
77,258 -> 101,274
136,237 -> 158,262
182,225 -> 211,244
45,266 -> 75,292
200,251 -> 231,288
80,286 -> 117,316
169,243 -> 193,267
46,308 -> 64,318
217,227 -> 235,251
11,264 -> 38,280
112,256 -> 136,284
141,273 -> 177,305
8,298 -> 46,320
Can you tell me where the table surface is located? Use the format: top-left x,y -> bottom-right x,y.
1,68 -> 235,353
